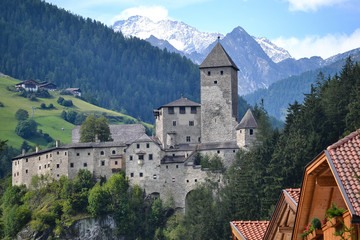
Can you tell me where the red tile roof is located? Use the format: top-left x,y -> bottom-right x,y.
284,188 -> 300,204
231,221 -> 269,240
327,130 -> 360,216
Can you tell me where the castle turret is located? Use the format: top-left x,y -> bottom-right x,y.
199,41 -> 239,143
154,97 -> 201,149
236,108 -> 258,149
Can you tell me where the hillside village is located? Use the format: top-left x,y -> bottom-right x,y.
12,42 -> 259,210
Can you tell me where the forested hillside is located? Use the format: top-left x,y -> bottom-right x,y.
0,0 -> 200,123
244,53 -> 360,120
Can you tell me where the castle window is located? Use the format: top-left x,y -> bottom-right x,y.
207,71 -> 211,76
233,150 -> 236,153
77,153 -> 80,156
57,174 -> 59,177
57,164 -> 59,168
15,162 -> 17,166
168,107 -> 174,114
139,172 -> 143,177
179,106 -> 186,114
137,144 -> 140,149
46,155 -> 48,159
124,149 -> 126,153
186,136 -> 191,142
44,165 -> 46,169
186,180 -> 189,183
138,155 -> 144,160
17,172 -> 19,176
149,154 -> 153,160
39,166 -> 41,170
26,158 -> 28,162
115,161 -> 118,165
195,179 -> 197,182
88,152 -> 90,156
57,151 -> 59,155
214,80 -> 217,84
173,121 -> 176,126
240,130 -> 242,133
39,156 -> 41,160
130,156 -> 133,161
84,163 -> 87,167
172,178 -> 175,182
250,129 -> 254,135
131,173 -> 134,177
50,154 -> 52,157
48,164 -> 50,168
65,152 -> 67,156
220,70 -> 223,75
217,150 -> 220,154
112,150 -> 116,154
26,169 -> 28,174
176,165 -> 178,168
198,137 -> 201,143
100,151 -> 104,155
153,174 -> 157,179
146,143 -> 150,148
70,163 -> 74,168
101,161 -> 105,166
189,121 -> 194,126
166,165 -> 168,169
191,106 -> 197,114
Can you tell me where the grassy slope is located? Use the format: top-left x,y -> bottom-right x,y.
0,75 -> 149,149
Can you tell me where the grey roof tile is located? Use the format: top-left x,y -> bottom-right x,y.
236,109 -> 258,129
199,42 -> 239,70
159,97 -> 200,109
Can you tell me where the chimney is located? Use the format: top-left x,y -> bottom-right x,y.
95,134 -> 100,143
36,146 -> 39,153
22,149 -> 25,156
56,140 -> 60,147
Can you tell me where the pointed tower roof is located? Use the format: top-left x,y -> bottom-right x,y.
236,109 -> 258,129
199,41 -> 239,70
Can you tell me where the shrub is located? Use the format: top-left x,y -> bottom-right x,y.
57,97 -> 64,105
40,103 -> 46,109
88,184 -> 111,217
15,109 -> 29,121
48,103 -> 54,109
62,100 -> 73,107
0,101 -> 4,107
15,120 -> 37,138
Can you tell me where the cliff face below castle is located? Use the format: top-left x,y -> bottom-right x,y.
17,215 -> 122,240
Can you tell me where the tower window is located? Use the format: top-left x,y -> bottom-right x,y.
149,154 -> 153,160
168,107 -> 174,114
189,121 -> 194,126
138,155 -> 144,160
146,143 -> 150,148
77,153 -> 80,156
214,80 -> 217,84
101,161 -> 105,166
70,163 -> 74,168
173,121 -> 176,126
84,163 -> 87,167
56,164 -> 60,168
186,136 -> 191,142
88,152 -> 90,155
179,106 -> 186,114
139,172 -> 143,177
250,129 -> 254,135
115,161 -> 118,165
131,173 -> 134,177
191,106 -> 197,114
100,151 -> 104,155
130,155 -> 133,161
137,144 -> 140,149
220,70 -> 223,75
207,71 -> 211,76
112,150 -> 116,154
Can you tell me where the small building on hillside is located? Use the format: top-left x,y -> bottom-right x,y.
65,88 -> 82,97
15,80 -> 39,91
39,82 -> 57,91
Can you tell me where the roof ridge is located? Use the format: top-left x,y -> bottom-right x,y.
327,129 -> 359,151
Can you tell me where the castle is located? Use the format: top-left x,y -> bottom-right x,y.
12,42 -> 258,210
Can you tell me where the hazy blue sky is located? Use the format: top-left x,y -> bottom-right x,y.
44,0 -> 360,59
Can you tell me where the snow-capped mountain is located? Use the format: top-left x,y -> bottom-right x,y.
255,37 -> 292,63
112,16 -> 223,55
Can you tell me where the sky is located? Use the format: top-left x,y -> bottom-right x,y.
44,0 -> 360,59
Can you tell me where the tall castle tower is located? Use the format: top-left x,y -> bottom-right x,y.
199,41 -> 239,143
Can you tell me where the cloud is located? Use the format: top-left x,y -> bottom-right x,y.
285,0 -> 349,11
112,6 -> 169,23
273,28 -> 360,59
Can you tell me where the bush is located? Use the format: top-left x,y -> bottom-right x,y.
15,109 -> 29,121
0,101 -> 4,107
48,103 -> 54,109
15,120 -> 37,138
57,97 -> 64,105
40,103 -> 46,109
35,89 -> 50,98
62,100 -> 73,107
88,184 -> 111,217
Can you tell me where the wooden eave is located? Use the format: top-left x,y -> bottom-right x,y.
292,151 -> 356,239
264,190 -> 298,240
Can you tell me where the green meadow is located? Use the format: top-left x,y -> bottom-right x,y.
0,75 -> 148,149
